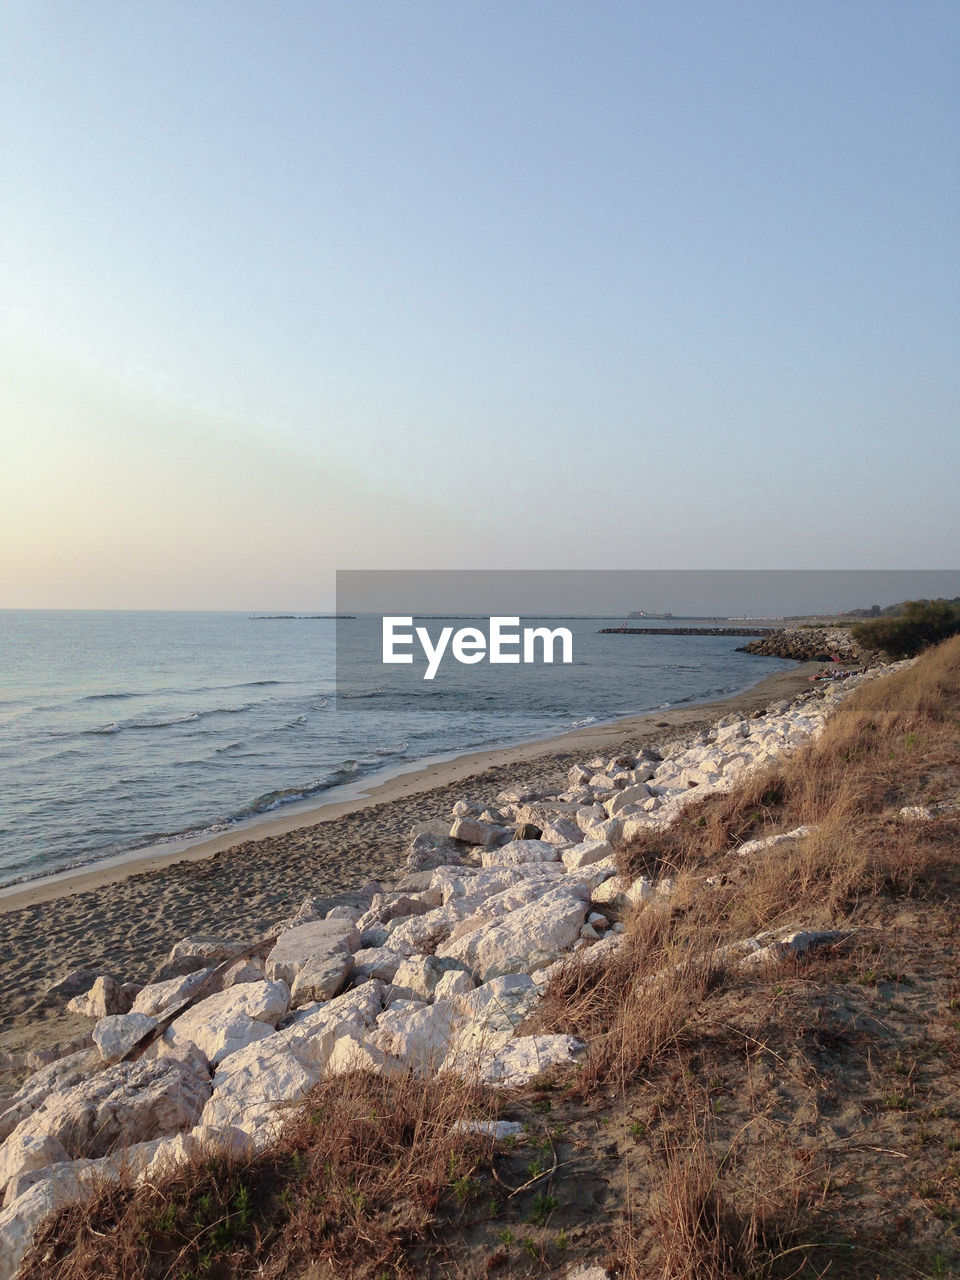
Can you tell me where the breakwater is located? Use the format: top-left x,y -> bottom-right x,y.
598,626 -> 777,637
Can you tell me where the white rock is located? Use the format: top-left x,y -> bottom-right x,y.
454,1119 -> 524,1141
290,981 -> 385,1040
433,969 -> 475,999
441,975 -> 542,1074
3,1153 -> 115,1211
390,954 -> 449,1002
265,919 -> 360,984
899,804 -> 933,821
0,1055 -> 210,1197
560,840 -> 614,871
202,1041 -> 322,1135
0,1132 -> 69,1200
540,817 -> 584,845
587,774 -> 615,794
208,983 -> 384,1116
160,936 -> 246,977
139,1124 -> 256,1179
142,1132 -> 200,1181
290,951 -> 354,1008
433,864 -> 563,911
386,904 -> 464,954
325,905 -> 361,924
679,767 -> 710,788
0,1053 -> 95,1145
619,816 -> 658,844
217,956 -> 267,988
737,928 -> 851,969
735,826 -> 814,858
66,975 -> 129,1019
449,817 -> 510,847
369,1001 -> 461,1070
437,885 -> 589,980
623,877 -> 656,907
377,893 -> 433,924
352,947 -> 406,982
479,1035 -> 586,1087
603,784 -> 651,817
591,876 -> 629,905
92,1012 -> 158,1063
164,980 -> 290,1066
580,817 -> 625,846
326,1032 -> 403,1076
716,720 -> 749,744
566,858 -> 619,893
0,1179 -> 64,1278
536,931 -> 624,987
187,1123 -> 257,1161
480,840 -> 559,867
576,805 -> 605,833
131,968 -> 215,1018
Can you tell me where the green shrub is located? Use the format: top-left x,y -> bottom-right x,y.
851,600 -> 960,659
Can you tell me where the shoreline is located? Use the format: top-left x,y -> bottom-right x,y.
0,661 -> 812,914
0,660 -> 823,1052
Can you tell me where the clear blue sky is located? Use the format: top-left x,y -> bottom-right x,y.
1,1 -> 957,609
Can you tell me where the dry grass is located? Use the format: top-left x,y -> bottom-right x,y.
521,901 -> 720,1098
519,640 -> 960,1108
618,635 -> 960,892
620,1124 -> 818,1280
21,1071 -> 497,1280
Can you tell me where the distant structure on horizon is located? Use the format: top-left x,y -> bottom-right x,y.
627,610 -> 674,619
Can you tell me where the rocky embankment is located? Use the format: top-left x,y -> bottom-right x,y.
0,663 -> 908,1277
739,625 -> 863,662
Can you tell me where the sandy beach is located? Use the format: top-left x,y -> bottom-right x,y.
0,662 -> 818,1065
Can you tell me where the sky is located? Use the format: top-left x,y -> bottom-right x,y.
1,0 -> 957,610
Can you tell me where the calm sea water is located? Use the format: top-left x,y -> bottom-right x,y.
0,611 -> 793,887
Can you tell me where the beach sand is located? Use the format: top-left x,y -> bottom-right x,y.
0,663 -> 819,1068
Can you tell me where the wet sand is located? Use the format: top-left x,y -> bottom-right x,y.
0,663 -> 818,1056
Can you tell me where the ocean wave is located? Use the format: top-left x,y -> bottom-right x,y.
81,690 -> 145,702
128,712 -> 200,728
232,782 -> 322,818
325,759 -> 360,785
226,755 -> 370,822
570,716 -> 598,728
81,704 -> 257,737
81,679 -> 285,704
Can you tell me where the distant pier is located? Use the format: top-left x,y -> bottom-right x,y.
598,626 -> 778,637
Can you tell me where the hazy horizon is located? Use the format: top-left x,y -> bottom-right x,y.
4,569 -> 960,619
2,2 -> 958,610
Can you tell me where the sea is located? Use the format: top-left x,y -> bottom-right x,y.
0,611 -> 795,889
